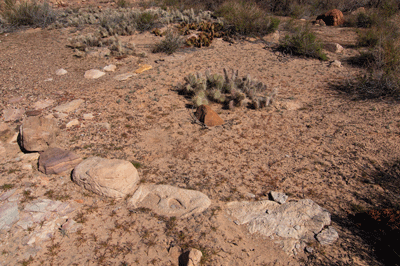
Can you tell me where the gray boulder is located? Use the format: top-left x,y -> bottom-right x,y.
128,184 -> 211,218
73,157 -> 139,198
316,226 -> 339,245
20,117 -> 58,152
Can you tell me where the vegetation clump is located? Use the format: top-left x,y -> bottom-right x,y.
152,30 -> 183,54
180,69 -> 277,109
278,23 -> 327,61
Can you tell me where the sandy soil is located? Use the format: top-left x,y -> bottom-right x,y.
1,1 -> 400,265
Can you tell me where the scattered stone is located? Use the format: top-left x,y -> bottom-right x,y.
180,248 -> 203,266
324,43 -> 344,53
33,99 -> 54,110
73,157 -> 140,198
316,9 -> 345,26
97,122 -> 111,130
169,246 -> 181,262
103,64 -> 116,72
20,117 -> 58,152
128,184 -> 211,218
316,226 -> 339,245
330,60 -> 342,68
44,78 -> 53,82
135,64 -> 152,74
20,152 -> 40,162
61,218 -> 82,233
269,191 -> 288,204
55,68 -> 67,76
9,96 -> 24,104
53,112 -> 68,119
84,69 -> 105,79
54,99 -> 84,113
25,110 -> 42,117
226,199 -> 333,255
39,147 -> 83,175
0,201 -> 19,230
83,113 -> 94,120
66,119 -> 80,128
305,246 -> 314,253
194,105 -> 224,127
3,108 -> 24,122
114,73 -> 135,81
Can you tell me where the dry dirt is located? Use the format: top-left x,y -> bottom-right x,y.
1,1 -> 400,266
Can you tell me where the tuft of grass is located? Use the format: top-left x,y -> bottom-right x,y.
2,0 -> 57,27
131,161 -> 142,169
215,0 -> 279,36
0,183 -> 14,191
278,23 -> 327,61
152,30 -> 183,55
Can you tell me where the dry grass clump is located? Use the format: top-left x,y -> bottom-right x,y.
180,69 -> 277,109
214,0 -> 280,36
1,0 -> 57,27
152,30 -> 183,55
278,23 -> 327,61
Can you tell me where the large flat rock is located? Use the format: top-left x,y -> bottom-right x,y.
73,157 -> 140,198
127,184 -> 211,218
39,147 -> 83,175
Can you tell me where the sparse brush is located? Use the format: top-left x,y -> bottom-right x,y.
180,68 -> 277,109
152,30 -> 183,55
2,0 -> 57,27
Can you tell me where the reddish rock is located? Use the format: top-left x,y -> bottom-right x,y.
194,105 -> 224,127
316,9 -> 345,26
39,147 -> 83,175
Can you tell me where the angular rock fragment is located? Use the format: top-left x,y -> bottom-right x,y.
128,184 -> 211,218
3,108 -> 24,122
269,191 -> 288,204
20,117 -> 58,152
316,226 -> 339,245
84,69 -> 105,79
73,157 -> 139,198
54,99 -> 84,113
0,201 -> 19,230
194,105 -> 224,127
39,147 -> 83,175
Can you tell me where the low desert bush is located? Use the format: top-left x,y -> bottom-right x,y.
278,23 -> 327,61
152,30 -> 183,54
215,0 -> 280,36
2,0 -> 57,27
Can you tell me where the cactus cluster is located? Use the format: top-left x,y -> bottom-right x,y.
180,21 -> 226,48
181,69 -> 277,109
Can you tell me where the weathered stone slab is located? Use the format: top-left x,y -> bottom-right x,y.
54,99 -> 84,113
0,201 -> 19,230
128,184 -> 211,218
270,191 -> 288,204
3,108 -> 24,122
20,116 -> 58,152
39,147 -> 82,175
73,157 -> 140,198
33,99 -> 54,110
226,199 -> 334,255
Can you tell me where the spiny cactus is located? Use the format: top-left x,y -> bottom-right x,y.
180,69 -> 277,109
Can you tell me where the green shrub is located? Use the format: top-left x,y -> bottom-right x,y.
215,0 -> 280,36
152,30 -> 183,54
278,24 -> 327,61
116,0 -> 131,8
356,12 -> 377,28
135,11 -> 157,32
2,0 -> 57,27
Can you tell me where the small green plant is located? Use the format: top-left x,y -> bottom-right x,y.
131,161 -> 142,169
278,23 -> 327,61
215,0 -> 279,36
116,0 -> 130,8
0,183 -> 14,190
180,68 -> 277,109
152,30 -> 183,55
2,0 -> 57,27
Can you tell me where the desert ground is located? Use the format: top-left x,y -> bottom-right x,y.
1,1 -> 400,265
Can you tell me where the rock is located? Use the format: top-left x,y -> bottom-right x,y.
39,147 -> 83,175
53,112 -> 68,119
0,123 -> 13,142
103,64 -> 116,72
3,108 -> 24,122
61,218 -> 82,233
20,152 -> 40,162
316,226 -> 339,245
33,99 -> 54,110
20,117 -> 58,152
66,119 -> 80,128
22,163 -> 33,171
127,184 -> 211,218
97,122 -> 111,130
83,113 -> 94,120
0,189 -> 17,201
0,142 -> 6,161
84,69 -> 105,79
25,110 -> 42,117
269,191 -> 288,204
114,73 -> 135,81
0,201 -> 19,230
194,105 -> 224,127
316,9 -> 345,26
55,68 -> 67,76
324,43 -> 343,53
9,96 -> 24,104
169,246 -> 181,262
180,248 -> 203,266
226,199 -> 333,255
135,64 -> 152,74
73,157 -> 140,198
330,60 -> 342,68
54,99 -> 84,113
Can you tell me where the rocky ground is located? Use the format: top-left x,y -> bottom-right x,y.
1,1 -> 400,266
